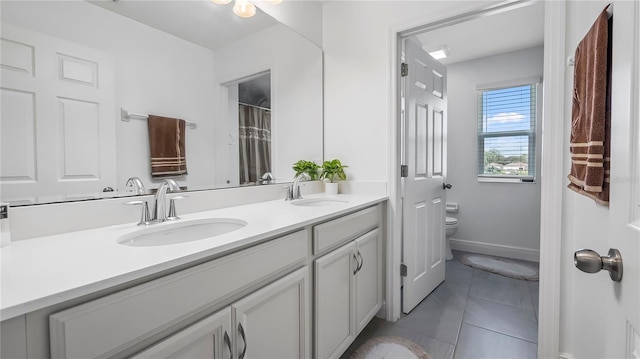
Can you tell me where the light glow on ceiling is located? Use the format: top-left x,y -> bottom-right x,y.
428,47 -> 449,60
211,0 -> 282,18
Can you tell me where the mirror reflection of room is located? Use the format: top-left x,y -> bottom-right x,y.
0,0 -> 322,206
237,73 -> 272,186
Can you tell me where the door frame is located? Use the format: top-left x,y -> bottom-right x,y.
387,1 -> 565,358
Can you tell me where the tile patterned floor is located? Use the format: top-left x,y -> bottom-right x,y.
341,251 -> 539,359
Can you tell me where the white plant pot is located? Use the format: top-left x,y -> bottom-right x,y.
325,182 -> 339,195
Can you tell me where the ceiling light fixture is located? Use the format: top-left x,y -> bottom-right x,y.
428,46 -> 449,60
211,0 -> 283,18
233,0 -> 256,18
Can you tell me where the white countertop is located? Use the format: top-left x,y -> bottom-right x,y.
0,194 -> 386,321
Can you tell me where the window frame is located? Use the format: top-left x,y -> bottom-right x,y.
476,77 -> 541,183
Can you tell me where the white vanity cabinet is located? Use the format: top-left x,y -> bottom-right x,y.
353,229 -> 384,333
314,205 -> 383,359
49,230 -> 308,359
132,306 -> 232,359
232,267 -> 310,358
0,199 -> 387,359
133,267 -> 310,359
314,240 -> 357,359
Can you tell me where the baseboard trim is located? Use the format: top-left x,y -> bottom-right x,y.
558,353 -> 574,359
449,238 -> 540,262
376,302 -> 387,320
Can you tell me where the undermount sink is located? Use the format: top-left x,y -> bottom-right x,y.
290,198 -> 349,207
118,218 -> 247,247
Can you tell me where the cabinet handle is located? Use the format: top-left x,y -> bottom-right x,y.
238,322 -> 247,359
353,253 -> 359,275
357,251 -> 364,272
224,331 -> 233,359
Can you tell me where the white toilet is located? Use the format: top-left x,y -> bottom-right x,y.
445,217 -> 458,260
445,203 -> 459,260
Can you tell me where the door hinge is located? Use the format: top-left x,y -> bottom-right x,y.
400,165 -> 408,177
400,263 -> 407,277
401,63 -> 408,77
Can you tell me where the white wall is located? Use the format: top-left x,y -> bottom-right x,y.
322,1 -> 497,182
559,1 -> 614,357
256,1 -> 323,48
446,46 -> 543,255
2,1 -> 216,193
212,24 -> 323,187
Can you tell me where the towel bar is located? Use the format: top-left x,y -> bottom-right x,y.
567,5 -> 613,67
121,108 -> 197,129
567,56 -> 575,67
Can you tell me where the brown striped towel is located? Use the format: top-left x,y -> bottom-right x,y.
568,6 -> 611,206
148,115 -> 187,177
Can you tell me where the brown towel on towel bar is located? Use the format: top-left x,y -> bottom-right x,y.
568,6 -> 611,206
148,115 -> 187,177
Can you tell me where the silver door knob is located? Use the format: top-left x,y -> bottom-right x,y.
574,248 -> 623,282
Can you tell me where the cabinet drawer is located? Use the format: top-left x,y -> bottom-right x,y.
313,205 -> 381,255
49,230 -> 308,359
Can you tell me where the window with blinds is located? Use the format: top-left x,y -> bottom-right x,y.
477,81 -> 538,182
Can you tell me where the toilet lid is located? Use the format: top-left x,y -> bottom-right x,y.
446,217 -> 458,225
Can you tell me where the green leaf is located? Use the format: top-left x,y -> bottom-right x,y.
292,160 -> 320,179
320,158 -> 348,183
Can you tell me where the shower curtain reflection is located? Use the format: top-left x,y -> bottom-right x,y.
239,104 -> 272,184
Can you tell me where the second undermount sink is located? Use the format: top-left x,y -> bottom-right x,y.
118,218 -> 247,247
290,198 -> 349,207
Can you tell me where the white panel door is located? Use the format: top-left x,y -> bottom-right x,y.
402,38 -> 447,313
132,308 -> 232,359
233,267 -> 309,359
314,241 -> 357,359
0,87 -> 36,183
0,23 -> 115,204
572,2 -> 640,357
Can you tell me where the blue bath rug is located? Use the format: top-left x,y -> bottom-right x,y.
459,253 -> 539,281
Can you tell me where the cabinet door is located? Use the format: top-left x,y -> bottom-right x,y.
132,308 -> 232,359
354,229 -> 383,334
233,267 -> 310,359
314,241 -> 357,359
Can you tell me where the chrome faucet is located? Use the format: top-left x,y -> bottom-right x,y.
126,177 -> 146,195
286,173 -> 310,200
152,179 -> 180,222
259,172 -> 275,185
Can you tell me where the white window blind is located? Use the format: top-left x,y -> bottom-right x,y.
477,82 -> 538,182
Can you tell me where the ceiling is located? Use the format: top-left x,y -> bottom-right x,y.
89,0 -> 278,50
415,1 -> 545,65
89,0 -> 543,64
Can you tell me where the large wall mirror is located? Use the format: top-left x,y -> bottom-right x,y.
0,0 -> 323,206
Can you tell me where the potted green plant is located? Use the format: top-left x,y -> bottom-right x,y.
292,160 -> 320,180
320,159 -> 347,194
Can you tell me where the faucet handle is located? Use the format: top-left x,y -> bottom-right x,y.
124,200 -> 151,225
293,183 -> 305,200
283,185 -> 293,201
167,195 -> 187,221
